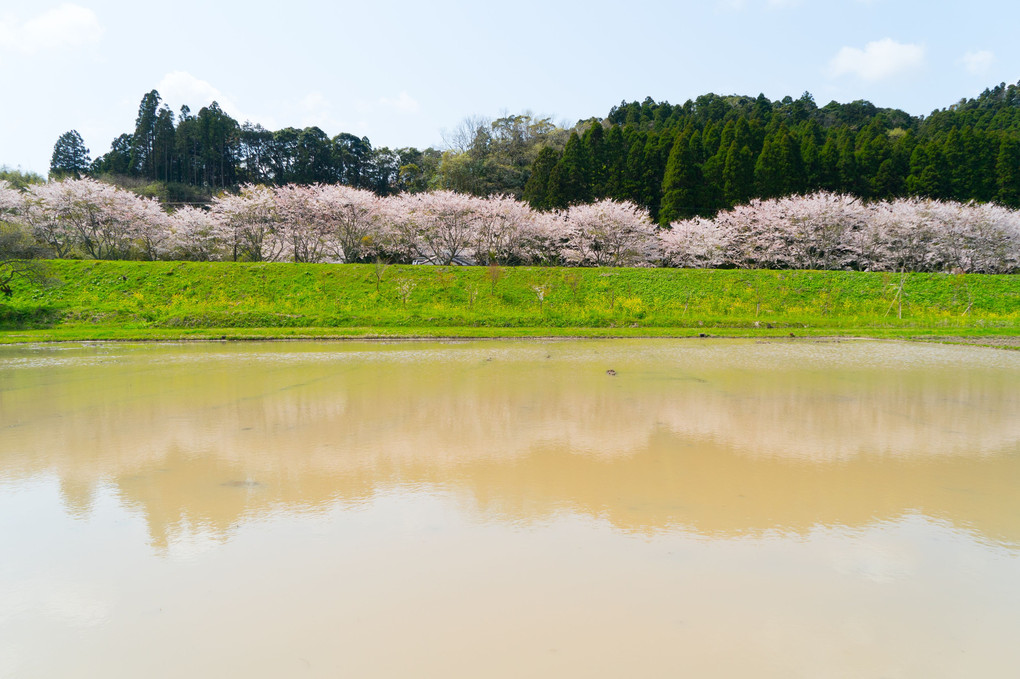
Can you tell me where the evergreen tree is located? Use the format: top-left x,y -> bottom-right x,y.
754,126 -> 802,198
523,146 -> 559,209
942,129 -> 968,200
732,117 -> 756,155
916,164 -> 947,198
872,159 -> 903,198
853,122 -> 889,198
723,142 -> 755,205
293,127 -> 334,183
175,108 -> 203,185
196,102 -> 239,188
750,94 -> 773,123
582,123 -> 608,196
659,128 -> 704,223
622,130 -> 648,205
995,137 -> 1020,207
641,131 -> 674,220
701,121 -> 722,158
333,133 -> 374,188
92,134 -> 132,176
906,144 -> 948,198
718,120 -> 736,156
49,130 -> 91,179
129,90 -> 162,177
835,129 -> 861,194
817,131 -> 840,191
800,134 -> 820,192
905,144 -> 930,195
602,125 -> 627,199
967,129 -> 999,201
545,132 -> 591,208
700,148 -> 726,215
151,106 -> 176,182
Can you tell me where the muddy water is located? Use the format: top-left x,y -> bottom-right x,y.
1,339 -> 1018,678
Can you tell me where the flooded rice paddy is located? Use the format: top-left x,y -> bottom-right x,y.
1,339 -> 1019,678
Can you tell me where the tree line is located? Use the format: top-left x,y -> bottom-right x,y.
525,85 -> 1020,222
50,90 -> 445,198
48,82 -> 1020,220
3,177 -> 1018,274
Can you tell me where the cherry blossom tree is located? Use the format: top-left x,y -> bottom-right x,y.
521,210 -> 568,265
386,190 -> 479,264
168,206 -> 229,261
273,184 -> 331,263
4,179 -> 1016,273
659,217 -> 727,269
468,194 -> 536,265
18,180 -> 92,258
561,199 -> 659,267
963,202 -> 1020,273
661,192 -> 1020,273
871,198 -> 1020,273
131,195 -> 173,261
1,180 -> 52,297
315,184 -> 384,263
211,184 -> 284,262
0,180 -> 22,222
23,178 -> 167,260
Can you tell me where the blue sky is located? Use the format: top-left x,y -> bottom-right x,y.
1,0 -> 1017,175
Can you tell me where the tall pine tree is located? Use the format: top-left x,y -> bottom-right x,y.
659,127 -> 704,223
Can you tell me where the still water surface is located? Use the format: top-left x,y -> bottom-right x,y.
1,339 -> 1018,677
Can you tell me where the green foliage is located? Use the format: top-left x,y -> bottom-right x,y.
0,167 -> 45,189
50,130 -> 91,179
546,132 -> 592,208
996,137 -> 1020,207
45,80 -> 1020,219
659,128 -> 704,222
2,261 -> 1017,339
434,114 -> 568,198
129,181 -> 215,206
523,147 -> 559,209
524,80 -> 1020,218
129,90 -> 163,177
723,142 -> 754,205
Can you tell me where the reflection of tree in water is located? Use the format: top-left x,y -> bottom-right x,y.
114,445 -> 382,551
1,341 -> 1018,550
102,427 -> 1020,551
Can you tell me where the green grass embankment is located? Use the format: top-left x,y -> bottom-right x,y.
0,260 -> 1018,342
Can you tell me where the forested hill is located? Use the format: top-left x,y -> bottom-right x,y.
47,81 -> 1020,222
525,83 -> 1020,222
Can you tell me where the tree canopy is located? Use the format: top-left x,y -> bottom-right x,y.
47,81 -> 1020,219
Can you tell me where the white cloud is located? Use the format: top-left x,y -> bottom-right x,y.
960,50 -> 995,75
828,38 -> 925,81
0,4 -> 102,54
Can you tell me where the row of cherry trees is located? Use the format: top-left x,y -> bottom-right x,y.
660,192 -> 1020,273
2,178 -> 1019,273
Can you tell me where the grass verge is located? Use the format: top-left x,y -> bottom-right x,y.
1,260 -> 1017,344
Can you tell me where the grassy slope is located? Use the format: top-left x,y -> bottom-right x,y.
0,260 -> 1018,342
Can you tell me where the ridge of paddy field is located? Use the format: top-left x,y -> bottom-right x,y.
1,260 -> 1017,343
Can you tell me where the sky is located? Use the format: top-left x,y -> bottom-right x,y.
1,0 -> 1017,175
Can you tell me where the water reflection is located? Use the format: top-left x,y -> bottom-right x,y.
2,340 -> 1018,549
3,340 -> 1020,678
